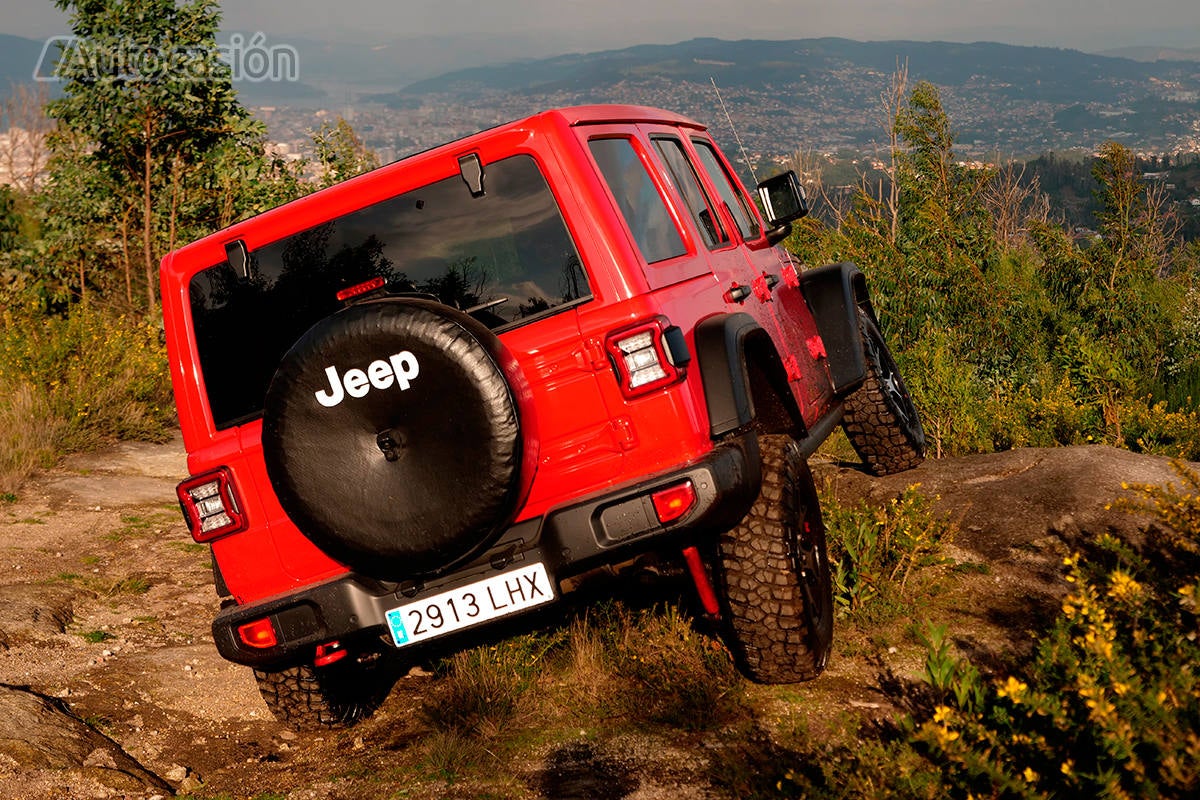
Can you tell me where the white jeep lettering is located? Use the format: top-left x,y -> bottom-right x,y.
315,351 -> 421,407
343,368 -> 370,398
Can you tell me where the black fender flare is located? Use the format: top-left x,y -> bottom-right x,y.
797,261 -> 876,395
695,313 -> 800,439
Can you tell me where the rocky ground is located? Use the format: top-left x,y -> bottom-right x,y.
0,436 -> 1191,799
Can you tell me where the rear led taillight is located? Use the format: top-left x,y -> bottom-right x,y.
177,468 -> 247,543
238,617 -> 278,649
606,317 -> 690,397
651,481 -> 697,524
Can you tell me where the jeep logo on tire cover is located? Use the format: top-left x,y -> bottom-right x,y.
314,352 -> 420,408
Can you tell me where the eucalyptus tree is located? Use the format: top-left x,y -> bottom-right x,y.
46,0 -> 253,311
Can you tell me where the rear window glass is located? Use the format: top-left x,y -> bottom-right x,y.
190,154 -> 589,429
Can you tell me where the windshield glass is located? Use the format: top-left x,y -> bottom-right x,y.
190,154 -> 590,428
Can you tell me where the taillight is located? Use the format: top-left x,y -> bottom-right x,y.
605,317 -> 690,397
177,468 -> 247,543
237,617 -> 278,649
651,480 -> 697,524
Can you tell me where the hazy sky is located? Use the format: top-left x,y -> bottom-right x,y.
4,0 -> 1199,52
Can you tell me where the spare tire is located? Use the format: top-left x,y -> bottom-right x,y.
262,298 -> 533,578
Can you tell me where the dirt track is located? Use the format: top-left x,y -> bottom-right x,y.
0,436 -> 1191,798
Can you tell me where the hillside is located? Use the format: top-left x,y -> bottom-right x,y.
1102,45 -> 1200,62
7,33 -> 1200,157
361,37 -> 1200,157
0,437 -> 1193,797
395,37 -> 1154,101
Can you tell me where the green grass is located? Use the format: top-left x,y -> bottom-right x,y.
819,482 -> 954,624
109,575 -> 152,595
79,630 -> 114,644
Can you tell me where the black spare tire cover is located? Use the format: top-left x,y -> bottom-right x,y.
262,298 -> 531,577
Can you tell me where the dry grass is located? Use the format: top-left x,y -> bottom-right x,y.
0,380 -> 66,493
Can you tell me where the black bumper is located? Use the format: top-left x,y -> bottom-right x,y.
212,435 -> 761,668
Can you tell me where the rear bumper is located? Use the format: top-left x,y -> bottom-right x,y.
212,434 -> 761,668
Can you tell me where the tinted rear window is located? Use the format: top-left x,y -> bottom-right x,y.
190,154 -> 589,428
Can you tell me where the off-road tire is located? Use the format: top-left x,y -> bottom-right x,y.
842,311 -> 925,476
714,434 -> 833,683
253,658 -> 398,731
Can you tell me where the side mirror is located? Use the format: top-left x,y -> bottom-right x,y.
757,170 -> 809,226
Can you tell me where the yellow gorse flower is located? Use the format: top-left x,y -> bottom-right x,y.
997,676 -> 1029,703
1108,570 -> 1143,601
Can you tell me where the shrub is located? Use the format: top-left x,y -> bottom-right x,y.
1119,397 -> 1200,461
908,463 -> 1200,798
820,484 -> 953,623
0,380 -> 66,493
0,306 -> 174,488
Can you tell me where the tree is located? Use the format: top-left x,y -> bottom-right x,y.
1091,140 -> 1179,290
894,81 -> 997,276
313,117 -> 380,188
47,0 -> 253,311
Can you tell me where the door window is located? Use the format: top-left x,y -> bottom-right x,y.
588,137 -> 687,264
693,140 -> 762,241
653,137 -> 730,250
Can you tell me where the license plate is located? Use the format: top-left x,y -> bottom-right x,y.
385,562 -> 554,648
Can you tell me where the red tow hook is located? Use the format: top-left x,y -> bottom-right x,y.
682,546 -> 720,618
314,641 -> 348,667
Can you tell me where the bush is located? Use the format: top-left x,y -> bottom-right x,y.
421,630 -> 565,735
820,484 -> 953,623
0,380 -> 66,493
908,463 -> 1200,798
0,306 -> 174,488
1119,397 -> 1200,461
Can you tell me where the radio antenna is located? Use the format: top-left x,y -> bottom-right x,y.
711,77 -> 758,185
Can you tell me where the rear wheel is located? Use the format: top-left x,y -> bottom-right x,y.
714,434 -> 833,683
842,310 -> 925,476
254,657 -> 400,731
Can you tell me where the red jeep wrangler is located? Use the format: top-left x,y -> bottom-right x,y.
162,105 -> 924,730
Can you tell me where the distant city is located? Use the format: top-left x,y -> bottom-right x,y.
3,36 -> 1200,189
245,38 -> 1200,175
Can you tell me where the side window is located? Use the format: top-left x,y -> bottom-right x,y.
588,137 -> 687,264
693,140 -> 762,241
653,137 -> 729,250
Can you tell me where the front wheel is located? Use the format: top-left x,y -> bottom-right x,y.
254,656 -> 400,731
842,310 -> 926,476
714,434 -> 833,683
